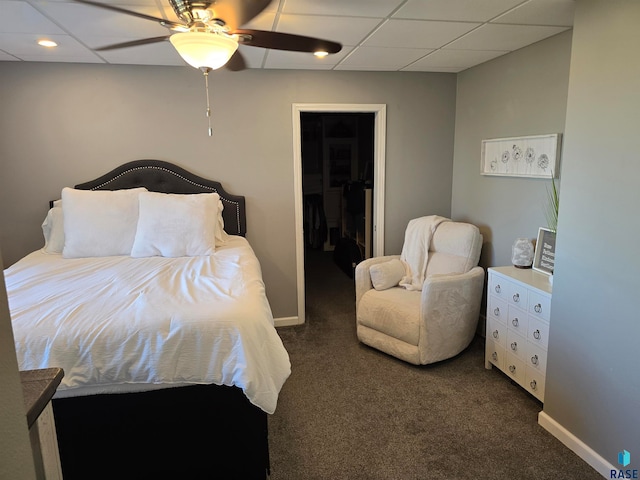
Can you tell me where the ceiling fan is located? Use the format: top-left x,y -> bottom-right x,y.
76,0 -> 342,135
75,0 -> 342,71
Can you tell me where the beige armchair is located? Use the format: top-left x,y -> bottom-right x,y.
355,218 -> 484,365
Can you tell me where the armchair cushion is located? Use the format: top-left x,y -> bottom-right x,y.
358,288 -> 422,346
369,259 -> 405,291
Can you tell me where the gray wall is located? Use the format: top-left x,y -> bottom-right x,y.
452,30 -> 573,268
543,0 -> 640,460
0,64 -> 457,319
453,0 -> 640,468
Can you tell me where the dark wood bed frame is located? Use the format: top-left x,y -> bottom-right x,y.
51,160 -> 269,480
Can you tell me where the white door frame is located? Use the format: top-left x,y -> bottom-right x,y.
291,103 -> 387,325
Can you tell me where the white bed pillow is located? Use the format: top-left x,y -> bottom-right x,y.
131,192 -> 219,258
215,198 -> 230,246
62,187 -> 147,258
370,259 -> 406,291
41,206 -> 65,254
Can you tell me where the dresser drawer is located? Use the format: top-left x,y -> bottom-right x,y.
528,290 -> 551,322
507,305 -> 528,336
525,342 -> 547,373
505,353 -> 526,384
488,295 -> 508,326
528,316 -> 550,350
525,368 -> 545,402
506,329 -> 527,363
487,318 -> 507,348
485,339 -> 505,370
506,280 -> 528,309
488,273 -> 510,301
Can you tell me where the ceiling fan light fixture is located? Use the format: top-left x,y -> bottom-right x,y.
313,50 -> 329,58
170,31 -> 238,70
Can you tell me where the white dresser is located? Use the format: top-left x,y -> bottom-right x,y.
484,266 -> 552,402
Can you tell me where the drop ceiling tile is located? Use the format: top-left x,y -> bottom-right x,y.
264,46 -> 352,69
0,51 -> 20,61
410,66 -> 461,73
243,11 -> 277,30
446,23 -> 568,51
337,45 -> 433,71
1,1 -> 66,34
403,48 -> 508,70
236,44 -> 268,68
282,0 -> 401,17
275,14 -> 381,47
0,32 -> 99,59
35,2 -> 170,40
394,0 -> 525,22
15,54 -> 105,63
96,40 -> 183,65
260,0 -> 281,14
493,0 -> 575,27
363,19 -> 480,49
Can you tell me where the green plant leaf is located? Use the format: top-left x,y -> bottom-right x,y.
545,174 -> 559,232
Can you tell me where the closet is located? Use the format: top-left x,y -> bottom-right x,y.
301,113 -> 374,262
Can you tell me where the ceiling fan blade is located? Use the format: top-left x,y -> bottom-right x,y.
74,0 -> 185,29
94,36 -> 171,51
225,50 -> 246,71
214,0 -> 271,30
232,29 -> 342,54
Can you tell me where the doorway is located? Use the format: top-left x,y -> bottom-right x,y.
292,103 -> 387,325
301,112 -> 374,257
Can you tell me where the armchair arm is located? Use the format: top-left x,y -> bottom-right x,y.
354,255 -> 401,309
418,266 -> 485,364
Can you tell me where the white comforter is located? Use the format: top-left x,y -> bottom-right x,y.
6,236 -> 291,414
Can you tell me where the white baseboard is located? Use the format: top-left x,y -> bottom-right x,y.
538,411 -> 613,478
274,316 -> 303,327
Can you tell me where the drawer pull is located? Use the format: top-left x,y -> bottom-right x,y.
492,330 -> 499,339
534,303 -> 542,314
530,379 -> 537,390
533,329 -> 541,340
494,307 -> 500,317
508,365 -> 516,374
495,284 -> 501,294
531,355 -> 539,365
512,318 -> 519,327
492,352 -> 498,361
513,293 -> 520,303
510,342 -> 518,351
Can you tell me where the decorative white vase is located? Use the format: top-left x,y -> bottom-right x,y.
512,237 -> 534,269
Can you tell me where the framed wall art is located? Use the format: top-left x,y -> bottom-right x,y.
481,133 -> 561,178
533,227 -> 556,275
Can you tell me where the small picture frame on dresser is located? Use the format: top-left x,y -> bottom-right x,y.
533,227 -> 556,275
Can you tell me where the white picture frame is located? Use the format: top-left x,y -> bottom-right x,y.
533,227 -> 556,275
481,134 -> 561,178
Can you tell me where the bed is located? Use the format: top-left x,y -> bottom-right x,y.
5,160 -> 291,479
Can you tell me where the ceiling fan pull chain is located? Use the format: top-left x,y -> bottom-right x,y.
202,67 -> 213,136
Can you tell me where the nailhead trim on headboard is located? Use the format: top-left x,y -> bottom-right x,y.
88,165 -> 242,235
73,161 -> 246,236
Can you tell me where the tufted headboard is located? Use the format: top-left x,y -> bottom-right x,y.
71,159 -> 247,236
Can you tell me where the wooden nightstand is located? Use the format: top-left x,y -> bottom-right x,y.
21,368 -> 64,480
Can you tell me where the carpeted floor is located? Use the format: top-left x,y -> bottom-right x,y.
268,249 -> 601,480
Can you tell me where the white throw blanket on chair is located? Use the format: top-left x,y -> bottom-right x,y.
399,215 -> 450,291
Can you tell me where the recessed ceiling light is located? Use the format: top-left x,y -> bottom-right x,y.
38,39 -> 58,48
